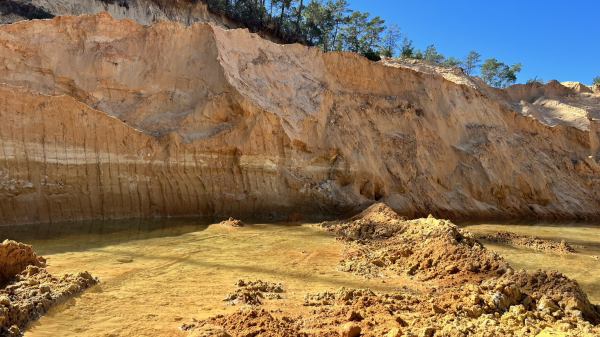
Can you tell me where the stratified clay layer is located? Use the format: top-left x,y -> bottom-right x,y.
0,13 -> 599,225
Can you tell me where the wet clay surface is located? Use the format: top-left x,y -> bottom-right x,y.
0,212 -> 598,336
181,205 -> 600,336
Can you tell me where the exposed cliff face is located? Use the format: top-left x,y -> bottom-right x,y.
0,0 -> 288,43
0,13 -> 599,225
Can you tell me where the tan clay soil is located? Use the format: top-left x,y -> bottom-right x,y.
479,231 -> 577,254
219,218 -> 246,228
0,13 -> 600,225
181,205 -> 600,336
322,204 -> 506,284
221,279 -> 284,306
0,240 -> 45,282
0,244 -> 99,335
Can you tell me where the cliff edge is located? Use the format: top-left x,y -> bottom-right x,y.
0,12 -> 599,225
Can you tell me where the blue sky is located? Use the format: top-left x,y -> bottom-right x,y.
347,0 -> 599,84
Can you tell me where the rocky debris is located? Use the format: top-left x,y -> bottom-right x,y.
298,284 -> 600,336
339,322 -> 361,337
219,218 -> 245,228
185,282 -> 600,336
0,240 -> 46,282
479,231 -> 576,254
222,279 -> 283,306
283,213 -> 306,223
180,309 -> 299,337
325,205 -> 506,283
0,265 -> 99,335
178,207 -> 600,336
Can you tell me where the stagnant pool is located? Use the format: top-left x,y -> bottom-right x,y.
0,218 -> 599,336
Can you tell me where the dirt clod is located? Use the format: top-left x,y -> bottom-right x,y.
219,217 -> 245,228
0,240 -> 45,282
0,244 -> 99,335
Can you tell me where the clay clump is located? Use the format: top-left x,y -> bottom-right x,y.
0,240 -> 46,282
222,279 -> 284,306
0,243 -> 99,335
219,218 -> 245,228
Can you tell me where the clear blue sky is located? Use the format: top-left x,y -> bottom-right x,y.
347,0 -> 599,84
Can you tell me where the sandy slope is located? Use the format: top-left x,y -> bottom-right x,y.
0,13 -> 599,225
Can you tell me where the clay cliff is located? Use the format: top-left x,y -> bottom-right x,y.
0,12 -> 599,225
0,0 -> 287,43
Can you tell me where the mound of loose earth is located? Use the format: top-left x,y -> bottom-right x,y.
221,279 -> 284,306
0,241 -> 99,335
479,231 -> 576,254
322,204 -> 506,284
180,204 -> 599,336
220,218 -> 246,228
182,279 -> 600,336
0,240 -> 46,282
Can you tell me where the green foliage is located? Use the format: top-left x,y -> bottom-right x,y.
423,44 -> 445,63
400,36 -> 415,57
462,50 -> 481,76
593,76 -> 600,85
480,58 -> 522,88
379,23 -> 402,57
200,0 -> 525,78
441,56 -> 461,67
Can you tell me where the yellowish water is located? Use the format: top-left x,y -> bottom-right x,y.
460,221 -> 600,304
0,219 -> 411,337
1,219 -> 599,336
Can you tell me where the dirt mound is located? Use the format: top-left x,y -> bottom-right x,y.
219,218 -> 245,228
177,206 -> 600,336
222,279 -> 284,306
186,283 -> 600,337
322,203 -> 407,240
479,231 -> 576,254
323,205 -> 506,283
0,240 -> 45,282
0,264 -> 99,335
181,309 -> 300,337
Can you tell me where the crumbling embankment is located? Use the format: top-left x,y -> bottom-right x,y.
0,13 -> 599,225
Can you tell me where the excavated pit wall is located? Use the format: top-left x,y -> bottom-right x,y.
0,13 -> 599,225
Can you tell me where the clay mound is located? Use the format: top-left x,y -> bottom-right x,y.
0,240 -> 46,282
479,231 -> 576,254
322,203 -> 408,240
337,216 -> 507,283
181,309 -> 299,337
1,266 -> 99,335
477,269 -> 600,323
222,279 -> 284,306
219,217 -> 245,228
324,205 -> 506,282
